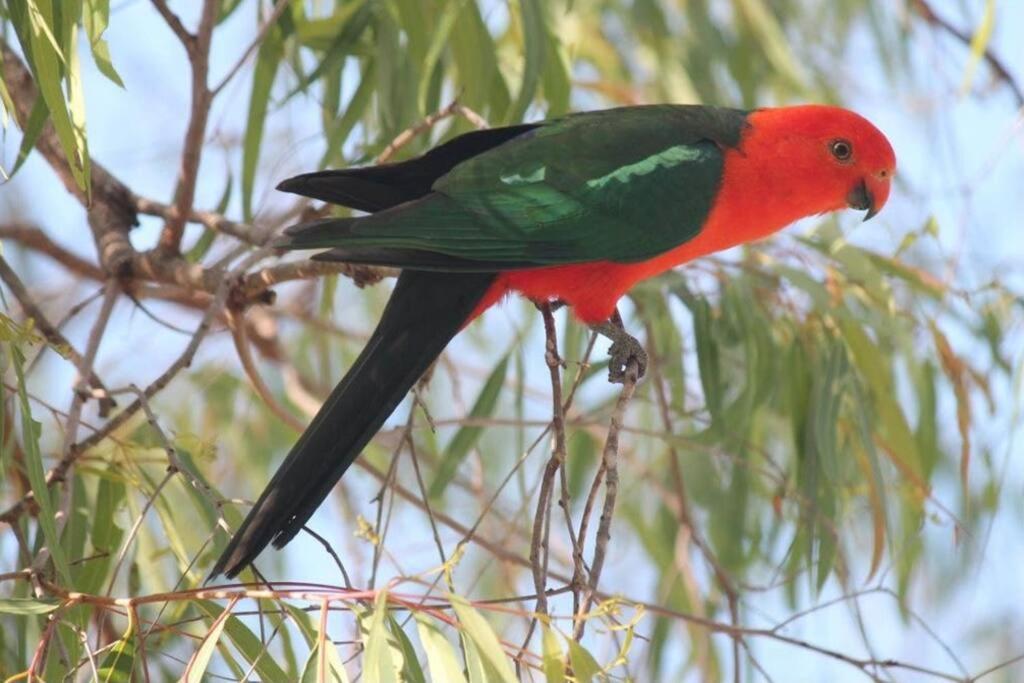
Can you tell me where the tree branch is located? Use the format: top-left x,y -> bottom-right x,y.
911,0 -> 1024,107
211,0 -> 291,96
0,255 -> 115,413
574,356 -> 639,640
159,0 -> 220,253
150,0 -> 195,52
1,40 -> 137,274
135,197 -> 266,246
0,246 -> 270,527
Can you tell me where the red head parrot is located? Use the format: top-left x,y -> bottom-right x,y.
211,104 -> 896,578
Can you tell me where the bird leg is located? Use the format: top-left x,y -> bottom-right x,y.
590,309 -> 647,383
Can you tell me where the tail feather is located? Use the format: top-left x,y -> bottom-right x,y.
210,270 -> 496,579
276,124 -> 539,212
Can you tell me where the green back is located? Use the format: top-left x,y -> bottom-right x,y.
296,105 -> 750,267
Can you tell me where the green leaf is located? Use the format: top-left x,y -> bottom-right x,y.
415,614 -> 468,683
387,616 -> 426,683
541,625 -> 566,683
689,297 -> 723,432
429,354 -> 509,497
566,637 -> 601,683
10,96 -> 49,178
97,632 -> 135,683
184,598 -> 236,683
301,641 -> 351,683
462,636 -> 489,683
241,19 -> 284,221
0,598 -> 60,615
839,318 -> 925,484
13,0 -> 90,192
196,600 -> 289,682
75,468 -> 125,593
361,591 -> 399,683
0,54 -> 14,130
450,3 -> 510,119
321,59 -> 376,167
852,379 -> 890,582
289,2 -> 374,96
82,0 -> 124,86
509,0 -> 546,122
295,0 -> 370,51
449,595 -> 516,683
540,22 -> 571,116
417,0 -> 466,113
733,0 -> 806,92
217,0 -> 247,25
11,346 -> 71,583
961,0 -> 996,95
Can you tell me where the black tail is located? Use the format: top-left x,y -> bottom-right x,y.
210,270 -> 496,578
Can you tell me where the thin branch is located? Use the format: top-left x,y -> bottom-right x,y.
528,303 -> 569,620
135,196 -> 265,246
58,280 -> 119,462
211,0 -> 291,96
1,39 -> 137,272
226,308 -> 306,432
239,259 -> 396,298
158,0 -> 220,253
120,383 -> 229,530
0,224 -> 105,280
150,0 -> 195,52
911,0 -> 1024,107
574,356 -> 639,640
0,246 -> 269,526
0,254 -> 114,414
375,100 -> 490,164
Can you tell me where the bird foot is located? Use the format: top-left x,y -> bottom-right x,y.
591,318 -> 647,384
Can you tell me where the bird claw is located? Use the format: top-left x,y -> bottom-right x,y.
605,334 -> 647,384
590,315 -> 647,384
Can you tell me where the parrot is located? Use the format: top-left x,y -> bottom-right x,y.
210,104 -> 895,579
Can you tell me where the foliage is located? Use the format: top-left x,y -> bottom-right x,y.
0,0 -> 1021,681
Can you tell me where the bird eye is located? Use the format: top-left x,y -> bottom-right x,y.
830,139 -> 853,162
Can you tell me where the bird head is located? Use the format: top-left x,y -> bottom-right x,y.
745,104 -> 896,223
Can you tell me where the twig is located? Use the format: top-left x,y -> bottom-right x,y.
150,0 -> 194,52
134,197 -> 265,246
573,356 -> 639,640
211,0 -> 291,96
0,246 -> 269,526
120,383 -> 229,531
239,259 -> 396,298
301,527 -> 353,589
0,224 -> 105,280
527,304 -> 568,620
53,280 -> 119,571
226,308 -> 306,431
104,470 -> 176,596
58,280 -> 119,462
404,402 -> 449,574
0,254 -> 114,414
375,100 -> 490,164
911,0 -> 1024,107
158,0 -> 220,253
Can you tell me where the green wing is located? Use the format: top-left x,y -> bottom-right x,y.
286,105 -> 748,268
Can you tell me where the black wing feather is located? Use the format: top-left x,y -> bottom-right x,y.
277,124 -> 540,212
